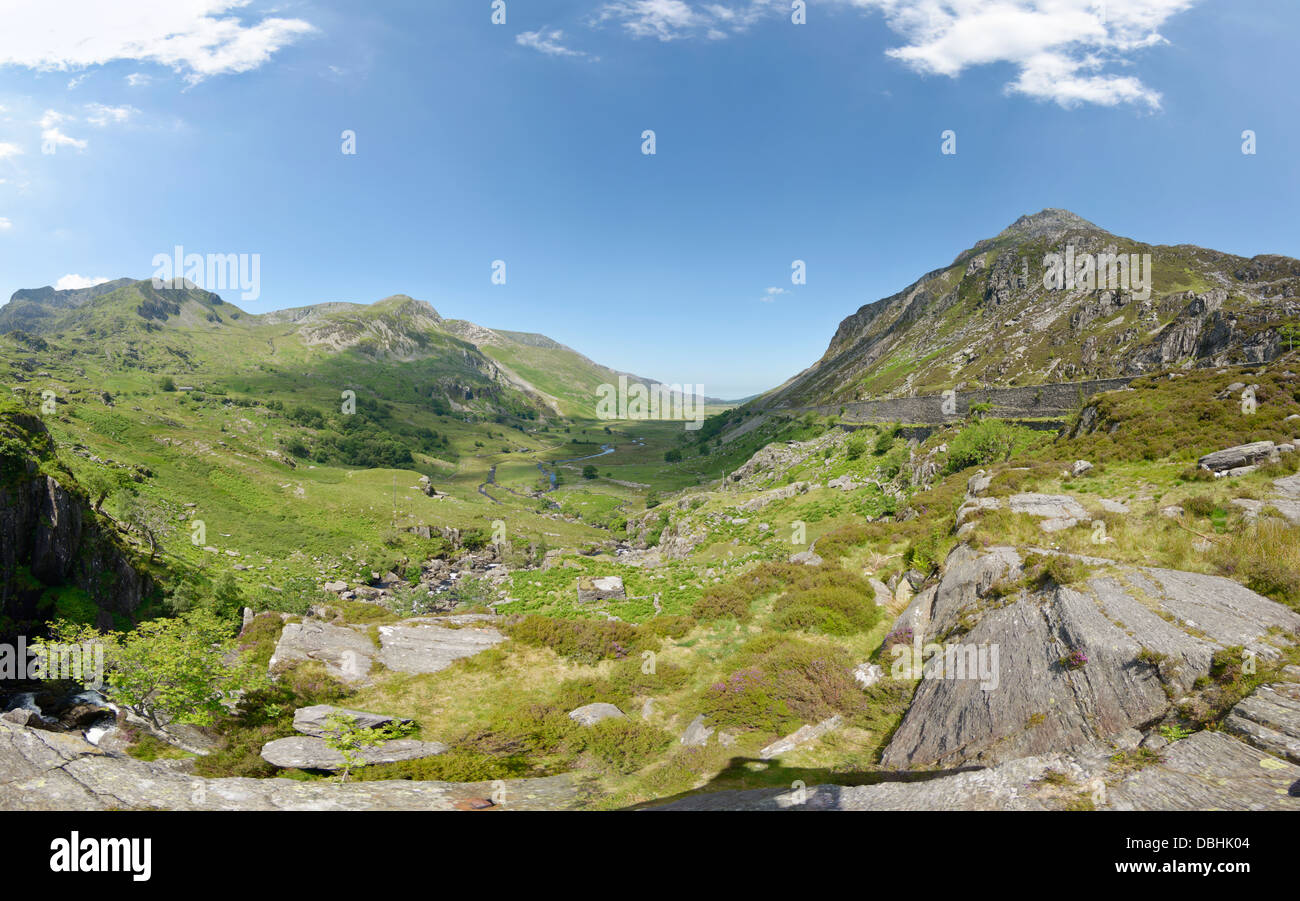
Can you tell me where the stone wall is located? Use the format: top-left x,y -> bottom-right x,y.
804,376 -> 1134,425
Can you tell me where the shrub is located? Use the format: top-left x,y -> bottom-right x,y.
575,719 -> 672,774
691,583 -> 753,623
504,615 -> 650,664
946,420 -> 1022,472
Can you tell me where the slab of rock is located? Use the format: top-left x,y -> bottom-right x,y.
1108,731 -> 1300,811
1071,460 -> 1093,476
0,720 -> 583,810
377,620 -> 504,675
1098,498 -> 1130,514
880,545 -> 1300,770
759,715 -> 842,760
568,703 -> 626,726
260,735 -> 448,771
1198,441 -> 1276,473
1009,493 -> 1087,522
1222,680 -> 1300,764
788,550 -> 823,566
293,705 -> 411,737
869,578 -> 893,607
655,733 -> 1300,811
269,620 -> 376,684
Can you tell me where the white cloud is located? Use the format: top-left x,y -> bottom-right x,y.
0,142 -> 22,159
39,109 -> 87,151
56,274 -> 111,290
0,217 -> 12,230
85,103 -> 139,126
593,0 -> 779,41
125,72 -> 152,87
839,0 -> 1201,109
760,286 -> 787,303
517,29 -> 596,59
0,0 -> 316,83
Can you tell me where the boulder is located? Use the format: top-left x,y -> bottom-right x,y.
853,663 -> 884,689
269,620 -> 377,684
293,705 -> 412,737
1071,460 -> 1093,477
788,550 -> 823,566
260,735 -> 448,770
680,714 -> 714,747
568,703 -> 626,726
758,716 -> 842,759
577,576 -> 626,602
376,620 -> 505,675
1197,441 -> 1276,473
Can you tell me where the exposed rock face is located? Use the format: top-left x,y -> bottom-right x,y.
0,409 -> 152,636
654,729 -> 1300,811
0,720 -> 580,810
568,703 -> 625,726
260,735 -> 448,770
1223,679 -> 1300,764
879,545 -> 1300,770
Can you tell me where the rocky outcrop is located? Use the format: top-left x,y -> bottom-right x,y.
260,735 -> 448,770
269,617 -> 506,684
0,719 -> 581,810
0,408 -> 152,636
654,728 -> 1300,811
879,545 -> 1300,770
1198,441 -> 1278,473
269,620 -> 377,684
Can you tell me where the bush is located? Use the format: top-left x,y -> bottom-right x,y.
504,615 -> 650,664
691,583 -> 753,622
699,637 -> 867,735
946,420 -> 1023,473
575,719 -> 672,774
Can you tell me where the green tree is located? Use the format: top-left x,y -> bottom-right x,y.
320,713 -> 417,782
582,464 -> 598,479
42,609 -> 256,730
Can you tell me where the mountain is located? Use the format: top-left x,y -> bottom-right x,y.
0,278 -> 134,334
0,279 -> 672,420
758,209 -> 1300,409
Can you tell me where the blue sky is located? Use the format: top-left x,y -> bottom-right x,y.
0,0 -> 1297,398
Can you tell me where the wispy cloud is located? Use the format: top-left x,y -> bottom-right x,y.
0,218 -> 13,231
759,286 -> 787,303
125,73 -> 152,87
0,0 -> 316,83
0,142 -> 22,160
85,103 -> 139,127
839,0 -> 1201,109
592,0 -> 780,41
517,28 -> 597,60
40,110 -> 87,152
